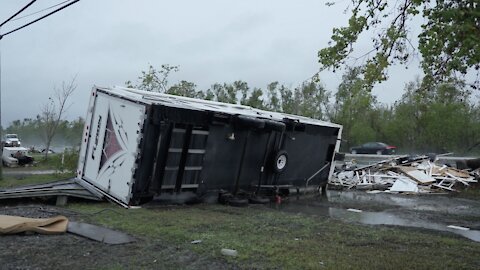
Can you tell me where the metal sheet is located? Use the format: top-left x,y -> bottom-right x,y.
67,221 -> 135,245
0,178 -> 103,201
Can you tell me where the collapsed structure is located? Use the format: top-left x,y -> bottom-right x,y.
77,87 -> 342,207
330,155 -> 480,193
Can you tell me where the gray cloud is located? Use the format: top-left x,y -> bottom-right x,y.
0,0 -> 421,126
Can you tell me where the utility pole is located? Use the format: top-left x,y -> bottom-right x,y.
0,26 -> 3,180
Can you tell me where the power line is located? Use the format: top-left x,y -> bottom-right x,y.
11,0 -> 73,22
0,0 -> 80,40
0,0 -> 37,28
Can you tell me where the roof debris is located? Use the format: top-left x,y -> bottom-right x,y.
330,155 -> 479,194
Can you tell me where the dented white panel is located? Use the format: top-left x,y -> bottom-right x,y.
79,90 -> 145,205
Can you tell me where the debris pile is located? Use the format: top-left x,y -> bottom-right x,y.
330,155 -> 480,193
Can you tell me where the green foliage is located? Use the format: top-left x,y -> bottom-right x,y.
167,80 -> 203,98
29,152 -> 78,172
209,81 -> 243,104
127,65 -> 331,119
419,0 -> 480,87
126,64 -> 179,92
264,82 -> 281,111
330,69 -> 480,154
60,148 -> 80,172
330,68 -> 376,149
0,173 -> 73,188
319,0 -> 480,89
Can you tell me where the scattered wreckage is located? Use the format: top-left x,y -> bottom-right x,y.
330,155 -> 480,193
2,147 -> 34,167
0,214 -> 135,244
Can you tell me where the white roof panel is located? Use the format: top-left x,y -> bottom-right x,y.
96,86 -> 342,129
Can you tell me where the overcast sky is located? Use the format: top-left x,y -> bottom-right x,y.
0,0 -> 422,126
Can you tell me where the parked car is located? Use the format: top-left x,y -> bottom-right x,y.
3,134 -> 21,147
2,147 -> 34,167
350,142 -> 396,155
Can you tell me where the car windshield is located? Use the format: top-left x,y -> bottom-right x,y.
6,135 -> 17,139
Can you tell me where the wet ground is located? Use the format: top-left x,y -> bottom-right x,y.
271,190 -> 480,242
0,204 -> 234,270
1,182 -> 480,269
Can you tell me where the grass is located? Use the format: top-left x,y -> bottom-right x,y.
68,202 -> 480,269
0,173 -> 74,188
2,173 -> 479,269
28,152 -> 78,171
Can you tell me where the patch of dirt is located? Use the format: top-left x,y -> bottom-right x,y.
0,204 -> 237,270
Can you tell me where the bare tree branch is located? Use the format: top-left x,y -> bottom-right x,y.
40,76 -> 76,159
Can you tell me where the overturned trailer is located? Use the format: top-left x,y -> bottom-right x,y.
77,86 -> 342,207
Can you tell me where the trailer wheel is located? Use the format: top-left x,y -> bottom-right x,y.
248,196 -> 270,204
272,150 -> 288,173
228,197 -> 249,207
218,191 -> 249,207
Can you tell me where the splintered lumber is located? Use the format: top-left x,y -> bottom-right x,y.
389,177 -> 419,193
330,154 -> 478,194
397,167 -> 436,184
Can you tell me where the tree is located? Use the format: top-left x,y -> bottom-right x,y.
242,87 -> 265,109
40,78 -> 76,159
331,68 -> 376,149
126,64 -> 179,92
167,80 -> 203,98
264,82 -> 281,111
272,81 -> 330,120
292,81 -> 330,119
318,0 -> 480,89
383,78 -> 479,153
209,82 -> 239,104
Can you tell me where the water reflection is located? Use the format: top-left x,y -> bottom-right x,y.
328,207 -> 480,242
270,191 -> 480,242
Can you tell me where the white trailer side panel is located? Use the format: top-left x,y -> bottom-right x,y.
79,91 -> 146,205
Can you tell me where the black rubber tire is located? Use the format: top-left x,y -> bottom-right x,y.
228,197 -> 249,207
272,150 -> 288,173
218,191 -> 233,205
248,196 -> 270,204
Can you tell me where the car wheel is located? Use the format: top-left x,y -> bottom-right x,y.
351,150 -> 357,154
376,150 -> 382,155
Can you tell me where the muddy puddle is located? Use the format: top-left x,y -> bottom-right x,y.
270,191 -> 480,242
